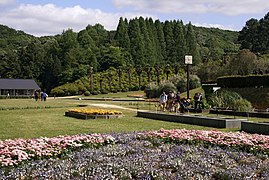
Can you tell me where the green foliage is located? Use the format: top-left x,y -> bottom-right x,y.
230,87 -> 269,109
144,83 -> 159,98
207,89 -> 252,111
158,82 -> 177,96
190,75 -> 201,89
0,17 -> 240,94
175,76 -> 187,93
84,91 -> 91,96
229,49 -> 257,75
173,75 -> 201,93
238,12 -> 269,53
217,75 -> 269,88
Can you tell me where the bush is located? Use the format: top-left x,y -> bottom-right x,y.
190,75 -> 201,89
91,91 -> 100,95
233,99 -> 253,112
51,87 -> 65,97
144,83 -> 158,98
175,76 -> 187,93
157,82 -> 177,97
101,90 -> 109,94
84,91 -> 91,96
207,89 -> 252,111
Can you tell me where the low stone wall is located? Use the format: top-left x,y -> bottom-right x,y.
241,121 -> 269,135
137,111 -> 246,128
210,109 -> 269,118
65,111 -> 123,120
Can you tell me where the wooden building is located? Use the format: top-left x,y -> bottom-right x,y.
0,78 -> 40,96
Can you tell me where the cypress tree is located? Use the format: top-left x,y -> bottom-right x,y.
185,22 -> 201,65
128,18 -> 145,65
163,20 -> 175,64
173,20 -> 187,66
146,17 -> 158,65
139,17 -> 154,65
155,20 -> 166,64
114,17 -> 130,50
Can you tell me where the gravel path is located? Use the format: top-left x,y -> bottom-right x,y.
89,103 -> 145,112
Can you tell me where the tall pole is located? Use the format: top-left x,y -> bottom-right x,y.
118,67 -> 122,91
185,55 -> 193,99
187,64 -> 190,99
89,66 -> 93,93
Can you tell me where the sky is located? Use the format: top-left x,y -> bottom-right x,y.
0,0 -> 269,37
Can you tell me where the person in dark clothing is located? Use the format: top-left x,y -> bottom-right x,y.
34,90 -> 39,101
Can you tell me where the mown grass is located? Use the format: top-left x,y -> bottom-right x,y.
0,89 -> 267,140
0,104 -> 218,140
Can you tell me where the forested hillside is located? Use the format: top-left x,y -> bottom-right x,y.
0,14 -> 268,94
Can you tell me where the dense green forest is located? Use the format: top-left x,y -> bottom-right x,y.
0,14 -> 269,94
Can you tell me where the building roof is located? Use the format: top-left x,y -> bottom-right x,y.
0,78 -> 40,90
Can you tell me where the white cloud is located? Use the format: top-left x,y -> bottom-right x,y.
112,0 -> 269,16
193,22 -> 236,31
0,0 -> 15,6
0,3 -> 154,36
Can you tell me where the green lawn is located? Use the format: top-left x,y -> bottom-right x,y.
0,90 -> 267,140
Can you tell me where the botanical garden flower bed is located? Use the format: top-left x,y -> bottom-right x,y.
1,129 -> 269,179
65,108 -> 123,119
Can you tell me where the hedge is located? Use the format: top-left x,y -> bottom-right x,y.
217,75 -> 269,88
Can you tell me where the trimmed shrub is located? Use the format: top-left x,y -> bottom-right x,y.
217,75 -> 269,88
84,91 -> 91,96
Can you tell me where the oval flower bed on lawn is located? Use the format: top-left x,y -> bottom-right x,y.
1,129 -> 269,179
65,108 -> 123,119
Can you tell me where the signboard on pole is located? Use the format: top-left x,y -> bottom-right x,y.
185,55 -> 193,65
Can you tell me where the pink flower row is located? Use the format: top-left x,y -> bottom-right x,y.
0,134 -> 115,167
141,128 -> 269,151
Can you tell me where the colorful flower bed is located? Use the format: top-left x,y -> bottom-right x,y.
68,108 -> 122,115
0,134 -> 114,167
0,129 -> 269,179
139,128 -> 269,155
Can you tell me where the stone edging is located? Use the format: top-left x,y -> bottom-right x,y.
241,121 -> 269,135
137,111 -> 246,129
210,109 -> 269,118
65,111 -> 123,120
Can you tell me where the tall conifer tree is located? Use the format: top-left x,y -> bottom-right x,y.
128,18 -> 145,65
115,17 -> 130,50
155,20 -> 166,64
185,22 -> 201,65
163,20 -> 175,64
173,20 -> 187,66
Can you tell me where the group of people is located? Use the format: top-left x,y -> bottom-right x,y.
159,91 -> 190,113
159,91 -> 204,113
34,90 -> 48,101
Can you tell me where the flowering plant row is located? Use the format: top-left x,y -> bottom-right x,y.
139,128 -> 269,155
1,132 -> 268,179
0,133 -> 115,167
68,108 -> 122,115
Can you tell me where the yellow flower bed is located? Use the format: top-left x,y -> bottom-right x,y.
68,108 -> 123,115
